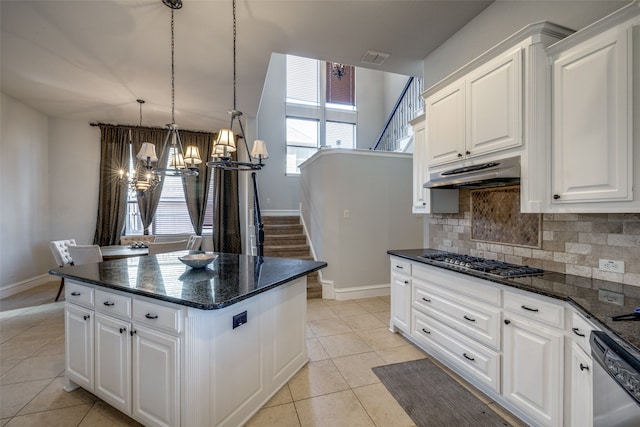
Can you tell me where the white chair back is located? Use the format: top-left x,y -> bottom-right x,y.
147,240 -> 188,255
68,245 -> 103,265
186,235 -> 202,251
120,235 -> 156,245
49,239 -> 77,267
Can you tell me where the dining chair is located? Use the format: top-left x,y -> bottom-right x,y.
49,239 -> 76,301
147,240 -> 188,255
186,235 -> 202,251
120,235 -> 157,245
68,245 -> 104,265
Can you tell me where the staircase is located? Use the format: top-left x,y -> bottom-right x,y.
262,216 -> 322,299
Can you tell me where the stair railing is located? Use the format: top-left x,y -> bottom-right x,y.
372,76 -> 423,151
251,172 -> 264,257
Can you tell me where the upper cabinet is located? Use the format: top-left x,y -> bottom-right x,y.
427,48 -> 523,166
547,2 -> 640,212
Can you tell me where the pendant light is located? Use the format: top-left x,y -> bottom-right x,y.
207,0 -> 268,171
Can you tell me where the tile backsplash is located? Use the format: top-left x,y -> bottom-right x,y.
429,188 -> 640,287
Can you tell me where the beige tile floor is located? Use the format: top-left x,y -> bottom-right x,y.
0,282 -> 524,427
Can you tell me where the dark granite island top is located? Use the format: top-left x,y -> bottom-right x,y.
50,251 -> 327,310
389,248 -> 640,358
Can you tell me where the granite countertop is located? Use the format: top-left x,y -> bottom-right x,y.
50,251 -> 327,310
388,248 -> 640,357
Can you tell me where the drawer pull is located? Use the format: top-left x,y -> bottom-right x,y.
83,315 -> 90,321
421,328 -> 431,335
580,363 -> 589,372
130,330 -> 137,336
396,265 -> 403,269
463,315 -> 476,323
145,313 -> 158,319
521,305 -> 539,312
71,292 -> 81,296
463,353 -> 475,362
504,319 -> 511,325
572,327 -> 585,337
119,327 -> 126,334
422,297 -> 431,303
103,301 -> 115,306
404,280 -> 409,284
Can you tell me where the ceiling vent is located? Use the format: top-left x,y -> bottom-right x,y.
361,50 -> 390,66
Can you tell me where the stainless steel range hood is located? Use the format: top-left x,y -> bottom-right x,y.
424,156 -> 520,189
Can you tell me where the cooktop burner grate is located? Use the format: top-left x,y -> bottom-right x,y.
419,252 -> 544,278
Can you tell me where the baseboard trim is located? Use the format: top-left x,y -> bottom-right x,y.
262,209 -> 300,217
1,274 -> 55,300
323,282 -> 390,301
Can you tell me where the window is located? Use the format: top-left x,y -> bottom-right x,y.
285,55 -> 357,174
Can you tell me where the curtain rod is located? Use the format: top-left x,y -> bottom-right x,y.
89,122 -> 215,136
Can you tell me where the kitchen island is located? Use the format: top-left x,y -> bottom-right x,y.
50,251 -> 326,427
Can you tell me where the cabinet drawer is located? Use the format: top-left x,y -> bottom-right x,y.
413,263 -> 501,306
413,282 -> 500,350
65,281 -> 94,308
391,258 -> 412,276
412,310 -> 500,392
133,299 -> 182,334
570,310 -> 598,353
95,290 -> 132,319
503,290 -> 565,329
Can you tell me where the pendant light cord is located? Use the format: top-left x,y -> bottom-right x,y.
232,0 -> 237,111
171,9 -> 176,124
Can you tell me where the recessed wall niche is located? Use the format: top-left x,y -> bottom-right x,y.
471,186 -> 541,248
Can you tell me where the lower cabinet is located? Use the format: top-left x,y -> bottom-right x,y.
568,340 -> 593,427
94,313 -> 130,414
65,303 -> 94,392
390,257 -> 412,333
502,314 -> 564,426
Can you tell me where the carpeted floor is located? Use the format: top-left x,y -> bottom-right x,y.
373,358 -> 513,427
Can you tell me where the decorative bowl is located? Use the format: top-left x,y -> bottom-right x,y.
178,252 -> 218,269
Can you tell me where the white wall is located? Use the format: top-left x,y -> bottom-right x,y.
300,149 -> 423,299
423,0 -> 631,89
256,53 -> 409,212
1,94 -> 51,295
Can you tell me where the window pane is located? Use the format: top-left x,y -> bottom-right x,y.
286,146 -> 318,175
153,176 -> 194,235
326,121 -> 355,149
287,56 -> 319,106
286,118 -> 318,148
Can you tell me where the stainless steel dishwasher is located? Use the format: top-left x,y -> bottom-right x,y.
591,331 -> 640,426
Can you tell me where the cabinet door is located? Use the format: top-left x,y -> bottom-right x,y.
466,49 -> 522,157
552,26 -> 632,203
503,316 -> 563,426
95,313 -> 131,414
65,304 -> 94,391
132,325 -> 180,427
426,80 -> 465,166
390,272 -> 411,333
412,119 -> 428,213
569,341 -> 593,427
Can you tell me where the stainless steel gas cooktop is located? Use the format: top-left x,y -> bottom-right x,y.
419,252 -> 544,278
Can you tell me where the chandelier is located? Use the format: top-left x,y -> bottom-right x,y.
207,0 -> 268,172
119,99 -> 159,196
331,62 -> 348,80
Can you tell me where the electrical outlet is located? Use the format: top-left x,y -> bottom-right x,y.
599,259 -> 625,274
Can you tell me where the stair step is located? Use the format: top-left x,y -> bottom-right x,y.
266,235 -> 307,245
263,216 -> 300,225
263,224 -> 303,235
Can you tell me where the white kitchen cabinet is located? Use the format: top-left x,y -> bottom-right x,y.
568,340 -> 593,427
503,313 -> 564,427
64,303 -> 94,392
95,313 -> 131,414
425,48 -> 522,167
389,257 -> 412,333
409,115 -> 458,214
547,2 -> 640,212
132,324 -> 180,427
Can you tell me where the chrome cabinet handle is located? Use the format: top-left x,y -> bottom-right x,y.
103,301 -> 115,306
145,313 -> 158,319
463,353 -> 475,361
572,327 -> 585,337
463,315 -> 476,323
521,305 -> 539,312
